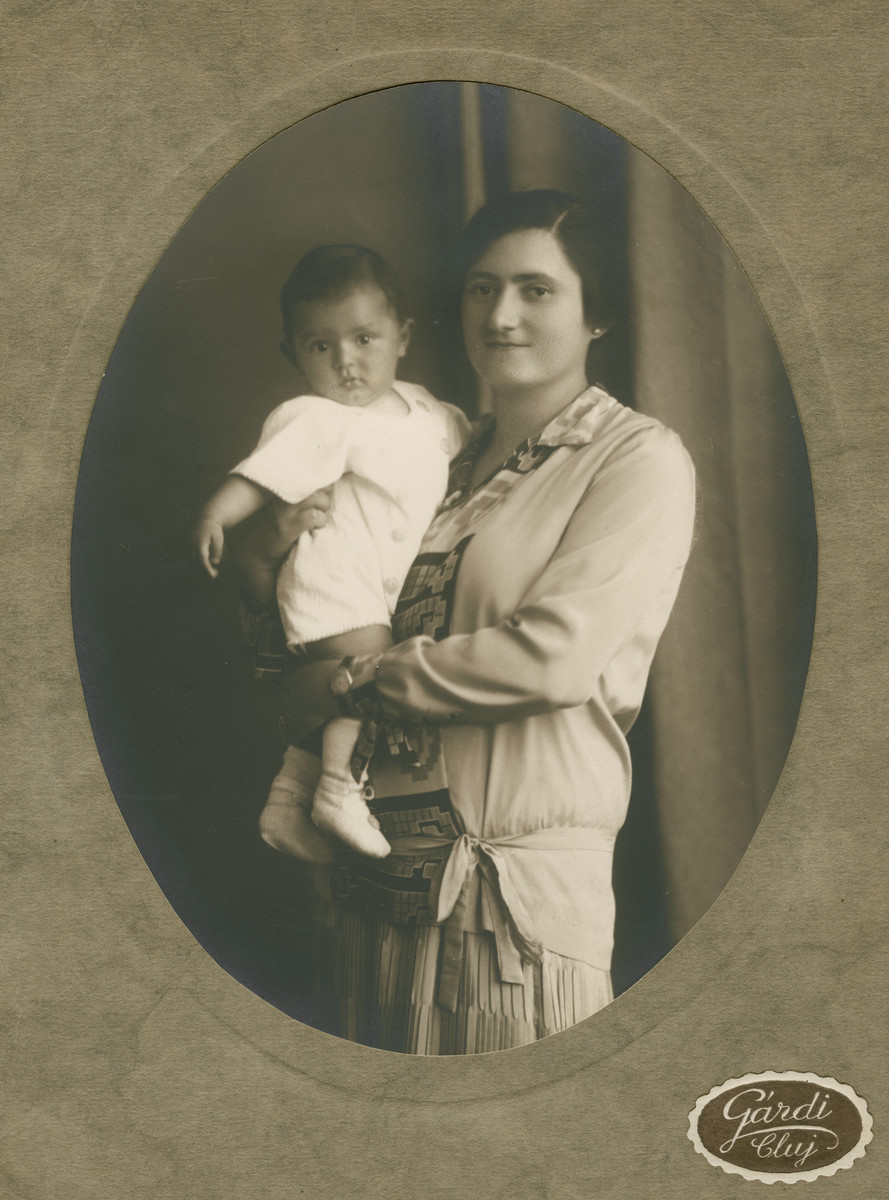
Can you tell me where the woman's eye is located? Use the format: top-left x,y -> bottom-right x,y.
467,282 -> 493,297
527,285 -> 550,298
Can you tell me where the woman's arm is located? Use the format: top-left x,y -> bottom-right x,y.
361,427 -> 697,724
193,476 -> 268,578
226,488 -> 333,609
279,428 -> 696,743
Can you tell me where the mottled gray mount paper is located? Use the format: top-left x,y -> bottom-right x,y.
2,4 -> 887,1199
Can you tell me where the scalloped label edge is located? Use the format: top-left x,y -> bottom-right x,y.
687,1070 -> 873,1184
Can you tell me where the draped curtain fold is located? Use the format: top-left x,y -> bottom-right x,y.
628,151 -> 816,940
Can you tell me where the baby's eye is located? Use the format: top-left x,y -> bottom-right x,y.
310,340 -> 329,353
356,333 -> 374,345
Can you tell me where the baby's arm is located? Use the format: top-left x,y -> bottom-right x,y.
193,475 -> 268,578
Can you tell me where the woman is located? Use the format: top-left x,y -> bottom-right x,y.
237,190 -> 697,1054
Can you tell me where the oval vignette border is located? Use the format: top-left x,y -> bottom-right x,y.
71,52 -> 841,1105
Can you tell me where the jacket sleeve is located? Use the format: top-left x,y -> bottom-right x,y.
358,426 -> 697,724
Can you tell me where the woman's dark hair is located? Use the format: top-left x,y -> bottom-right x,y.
453,189 -> 614,332
280,244 -> 410,348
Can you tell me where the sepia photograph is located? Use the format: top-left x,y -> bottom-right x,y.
71,82 -> 815,1053
4,3 -> 885,1195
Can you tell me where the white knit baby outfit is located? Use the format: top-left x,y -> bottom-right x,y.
232,382 -> 468,648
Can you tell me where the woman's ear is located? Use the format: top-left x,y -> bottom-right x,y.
397,318 -> 415,358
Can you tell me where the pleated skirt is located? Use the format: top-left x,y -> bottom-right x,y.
329,906 -> 613,1055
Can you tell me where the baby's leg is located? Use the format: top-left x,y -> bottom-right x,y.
258,626 -> 391,863
259,743 -> 337,863
308,625 -> 393,858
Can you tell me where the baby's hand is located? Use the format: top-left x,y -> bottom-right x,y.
194,515 -> 226,579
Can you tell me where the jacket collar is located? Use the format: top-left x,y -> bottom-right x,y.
444,386 -> 618,508
535,384 -> 618,448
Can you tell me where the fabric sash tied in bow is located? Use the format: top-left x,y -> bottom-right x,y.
389,826 -> 614,1013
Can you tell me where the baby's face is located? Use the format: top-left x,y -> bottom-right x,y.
288,285 -> 411,407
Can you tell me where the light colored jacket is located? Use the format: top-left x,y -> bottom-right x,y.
342,386 -> 697,994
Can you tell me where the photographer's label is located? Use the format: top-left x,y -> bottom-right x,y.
688,1072 -> 872,1184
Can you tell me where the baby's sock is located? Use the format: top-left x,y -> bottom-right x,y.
312,718 -> 391,858
259,744 -> 336,864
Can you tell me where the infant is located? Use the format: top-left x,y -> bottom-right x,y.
194,244 -> 468,860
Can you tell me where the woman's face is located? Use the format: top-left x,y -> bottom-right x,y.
461,228 -> 595,397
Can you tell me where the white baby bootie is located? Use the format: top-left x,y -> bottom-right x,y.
259,745 -> 337,864
311,720 -> 390,858
311,775 -> 391,858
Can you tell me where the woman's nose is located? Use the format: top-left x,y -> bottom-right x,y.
487,286 -> 520,330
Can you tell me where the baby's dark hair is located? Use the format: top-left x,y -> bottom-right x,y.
280,244 -> 410,347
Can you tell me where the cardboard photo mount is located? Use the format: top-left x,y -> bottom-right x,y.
4,18 -> 885,1200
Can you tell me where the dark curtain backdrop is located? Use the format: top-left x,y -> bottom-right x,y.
628,149 -> 816,943
71,83 -> 815,1027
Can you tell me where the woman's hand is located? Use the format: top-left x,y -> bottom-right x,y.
279,659 -> 342,745
248,489 -> 333,562
227,489 -> 333,608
